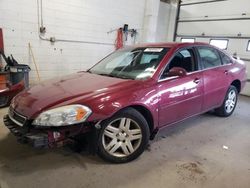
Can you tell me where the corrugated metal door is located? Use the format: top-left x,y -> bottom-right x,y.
174,0 -> 250,96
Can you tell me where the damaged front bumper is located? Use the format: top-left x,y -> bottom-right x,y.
3,114 -> 92,148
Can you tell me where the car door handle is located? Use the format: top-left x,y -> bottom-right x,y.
224,70 -> 229,75
193,78 -> 200,84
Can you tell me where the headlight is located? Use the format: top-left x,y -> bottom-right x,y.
32,105 -> 92,127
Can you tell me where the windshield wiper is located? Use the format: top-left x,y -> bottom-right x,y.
98,73 -> 133,80
98,73 -> 116,78
116,75 -> 134,80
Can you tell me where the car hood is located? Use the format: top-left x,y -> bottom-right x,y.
12,72 -> 138,119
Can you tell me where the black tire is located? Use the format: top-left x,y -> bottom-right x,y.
97,108 -> 150,163
0,96 -> 9,108
215,85 -> 238,117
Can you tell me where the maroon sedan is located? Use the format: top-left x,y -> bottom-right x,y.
4,42 -> 247,163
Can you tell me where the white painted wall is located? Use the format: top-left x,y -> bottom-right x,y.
141,0 -> 160,42
176,0 -> 250,96
0,0 -> 147,83
156,1 -> 177,42
155,1 -> 171,42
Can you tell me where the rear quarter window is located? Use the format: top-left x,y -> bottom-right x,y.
220,52 -> 232,65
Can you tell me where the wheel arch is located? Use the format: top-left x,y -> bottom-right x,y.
113,104 -> 156,139
231,80 -> 241,93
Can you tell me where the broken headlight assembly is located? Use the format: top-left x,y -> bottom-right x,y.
32,105 -> 92,127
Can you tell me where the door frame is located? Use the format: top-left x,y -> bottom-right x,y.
158,46 -> 202,82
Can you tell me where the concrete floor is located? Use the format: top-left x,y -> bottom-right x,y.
0,96 -> 249,188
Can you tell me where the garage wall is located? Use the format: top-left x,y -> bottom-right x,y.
0,0 -> 147,83
155,0 -> 177,42
175,0 -> 250,96
156,1 -> 171,42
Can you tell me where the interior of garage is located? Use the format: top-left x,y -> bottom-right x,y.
0,0 -> 249,187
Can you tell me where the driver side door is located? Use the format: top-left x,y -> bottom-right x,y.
158,48 -> 204,127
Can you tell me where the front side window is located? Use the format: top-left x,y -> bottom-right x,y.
197,47 -> 222,69
161,48 -> 197,79
89,47 -> 169,80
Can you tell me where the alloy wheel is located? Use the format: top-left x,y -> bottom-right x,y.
225,90 -> 236,113
102,117 -> 142,157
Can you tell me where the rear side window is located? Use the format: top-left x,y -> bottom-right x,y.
197,47 -> 222,69
220,52 -> 232,65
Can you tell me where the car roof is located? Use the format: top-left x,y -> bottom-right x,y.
135,42 -> 209,48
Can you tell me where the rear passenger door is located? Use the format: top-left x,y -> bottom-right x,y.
196,46 -> 231,111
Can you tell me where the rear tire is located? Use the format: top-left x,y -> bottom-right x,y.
215,85 -> 238,117
97,108 -> 150,163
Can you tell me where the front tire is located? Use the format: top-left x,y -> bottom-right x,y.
215,85 -> 238,117
97,108 -> 150,163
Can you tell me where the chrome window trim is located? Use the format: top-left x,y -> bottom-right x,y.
158,62 -> 232,83
158,46 -> 233,83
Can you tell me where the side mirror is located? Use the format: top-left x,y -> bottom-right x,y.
168,67 -> 187,77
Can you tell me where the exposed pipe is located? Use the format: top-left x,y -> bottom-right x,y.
40,0 -> 44,27
37,0 -> 49,42
37,0 -> 40,33
36,0 -> 114,46
50,38 -> 114,45
180,0 -> 227,6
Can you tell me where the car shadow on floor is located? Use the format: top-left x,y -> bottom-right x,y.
0,111 -> 220,176
0,132 -> 106,175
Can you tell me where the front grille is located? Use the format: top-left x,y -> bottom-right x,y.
8,107 -> 27,126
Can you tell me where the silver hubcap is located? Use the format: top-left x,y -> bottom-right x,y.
225,90 -> 236,113
102,118 -> 142,157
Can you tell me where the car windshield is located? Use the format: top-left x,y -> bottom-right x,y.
89,47 -> 169,80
